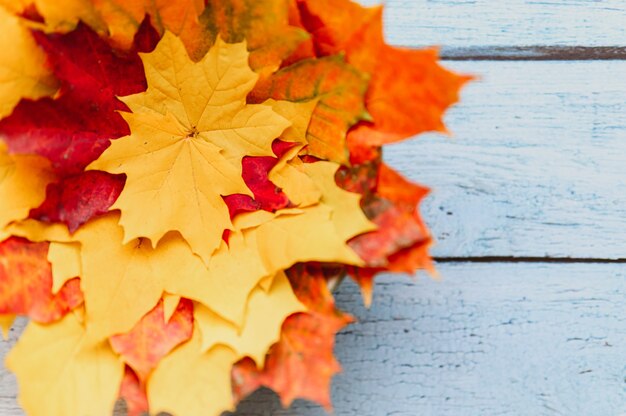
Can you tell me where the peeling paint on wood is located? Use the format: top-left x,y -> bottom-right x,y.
359,0 -> 626,48
233,263 -> 626,415
386,60 -> 626,259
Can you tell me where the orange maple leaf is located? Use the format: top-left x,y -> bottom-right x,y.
202,0 -> 308,75
92,0 -> 209,59
109,298 -> 194,384
232,264 -> 352,410
0,237 -> 83,323
118,367 -> 149,416
296,0 -> 472,150
250,56 -> 369,163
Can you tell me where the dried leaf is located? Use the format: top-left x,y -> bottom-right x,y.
6,313 -> 125,416
30,171 -> 125,233
0,314 -> 14,339
89,33 -> 291,263
47,241 -> 81,293
0,6 -> 57,119
202,0 -> 308,75
148,329 -> 238,416
110,298 -> 194,384
92,0 -> 209,58
0,22 -> 154,176
118,367 -> 150,416
163,293 -> 182,322
195,271 -> 304,365
0,0 -> 105,32
296,0 -> 472,148
0,143 -> 55,240
233,264 -> 352,410
0,237 -> 83,323
250,56 -> 369,163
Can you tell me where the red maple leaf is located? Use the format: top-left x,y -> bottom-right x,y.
0,19 -> 159,231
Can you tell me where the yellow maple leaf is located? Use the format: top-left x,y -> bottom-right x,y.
0,143 -> 56,240
148,329 -> 238,416
6,313 -> 124,416
195,271 -> 305,365
10,156 -> 370,346
0,314 -> 14,339
270,156 -> 322,208
163,292 -> 182,321
4,218 -> 72,243
0,0 -> 105,33
233,161 -> 375,273
0,0 -> 208,57
88,33 -> 292,263
73,212 -> 269,342
47,241 -> 81,294
302,161 -> 375,241
0,7 -> 58,120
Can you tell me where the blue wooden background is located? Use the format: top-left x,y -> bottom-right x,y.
1,1 -> 626,415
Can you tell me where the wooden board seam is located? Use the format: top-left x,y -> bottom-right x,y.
438,46 -> 626,61
435,257 -> 626,264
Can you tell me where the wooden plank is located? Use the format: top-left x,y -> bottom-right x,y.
357,0 -> 626,48
440,46 -> 626,61
232,263 -> 626,415
384,60 -> 626,259
2,264 -> 624,415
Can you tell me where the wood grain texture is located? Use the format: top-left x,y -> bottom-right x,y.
232,264 -> 626,415
358,0 -> 626,48
441,46 -> 626,61
385,60 -> 626,259
2,264 -> 624,415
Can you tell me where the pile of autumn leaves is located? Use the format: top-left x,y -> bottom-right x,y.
0,1 -> 469,415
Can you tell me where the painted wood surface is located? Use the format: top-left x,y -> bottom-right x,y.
238,263 -> 626,415
387,60 -> 626,259
359,0 -> 626,48
4,264 -> 622,415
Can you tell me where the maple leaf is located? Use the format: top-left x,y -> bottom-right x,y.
47,241 -> 81,293
67,212 -> 262,342
30,171 -> 126,233
344,163 -> 433,304
250,55 -> 369,164
202,0 -> 308,76
233,264 -> 352,410
62,159 -> 368,343
195,271 -> 305,365
118,367 -> 150,416
296,0 -> 472,149
0,19 -> 158,231
0,314 -> 14,339
92,0 -> 210,59
0,0 -> 106,33
110,298 -> 194,384
0,237 -> 83,323
88,33 -> 292,263
0,143 -> 55,240
0,20 -> 155,175
6,313 -> 125,416
0,6 -> 57,120
148,329 -> 238,416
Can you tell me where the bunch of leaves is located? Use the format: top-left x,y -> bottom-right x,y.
0,0 -> 470,415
